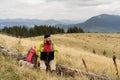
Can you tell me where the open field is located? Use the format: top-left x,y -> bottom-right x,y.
0,33 -> 120,80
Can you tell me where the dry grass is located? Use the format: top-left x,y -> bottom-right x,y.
51,33 -> 120,58
0,33 -> 120,79
0,53 -> 88,80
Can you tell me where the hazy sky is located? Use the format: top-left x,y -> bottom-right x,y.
0,0 -> 120,20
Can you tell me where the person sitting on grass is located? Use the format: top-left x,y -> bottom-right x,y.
36,34 -> 58,72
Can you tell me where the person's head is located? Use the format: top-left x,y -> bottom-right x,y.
44,34 -> 51,44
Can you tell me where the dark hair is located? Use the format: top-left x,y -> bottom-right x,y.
44,34 -> 50,38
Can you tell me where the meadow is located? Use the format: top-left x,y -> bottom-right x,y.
0,33 -> 120,80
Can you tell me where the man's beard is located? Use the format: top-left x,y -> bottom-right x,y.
46,40 -> 51,44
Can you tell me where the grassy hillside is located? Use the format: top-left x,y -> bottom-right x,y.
0,52 -> 88,80
0,33 -> 120,80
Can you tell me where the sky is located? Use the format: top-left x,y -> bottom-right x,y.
0,0 -> 120,20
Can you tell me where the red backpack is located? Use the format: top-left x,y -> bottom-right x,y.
25,46 -> 38,64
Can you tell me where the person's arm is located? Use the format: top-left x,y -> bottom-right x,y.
53,44 -> 58,63
36,42 -> 41,58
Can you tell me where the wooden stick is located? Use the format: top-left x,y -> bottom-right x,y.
112,55 -> 119,78
82,58 -> 88,72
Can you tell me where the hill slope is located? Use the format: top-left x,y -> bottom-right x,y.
1,52 -> 89,80
75,14 -> 120,32
0,33 -> 120,79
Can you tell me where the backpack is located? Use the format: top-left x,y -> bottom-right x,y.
25,46 -> 38,64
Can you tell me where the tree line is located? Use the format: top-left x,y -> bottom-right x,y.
67,27 -> 84,33
0,25 -> 84,38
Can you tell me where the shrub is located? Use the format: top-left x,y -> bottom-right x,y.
103,50 -> 107,56
93,49 -> 96,54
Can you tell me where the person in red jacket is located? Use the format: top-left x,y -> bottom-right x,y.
36,34 -> 58,72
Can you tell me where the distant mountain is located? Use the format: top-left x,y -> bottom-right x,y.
0,19 -> 80,29
75,14 -> 120,32
0,19 -> 61,28
59,20 -> 82,24
1,14 -> 120,32
56,20 -> 82,31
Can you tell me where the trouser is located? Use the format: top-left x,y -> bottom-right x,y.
40,60 -> 56,71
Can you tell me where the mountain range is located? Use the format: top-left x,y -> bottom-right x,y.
0,19 -> 80,28
0,14 -> 120,32
74,14 -> 120,32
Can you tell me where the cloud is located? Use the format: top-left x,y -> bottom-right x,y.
0,0 -> 120,20
17,0 -> 45,5
45,0 -> 112,7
